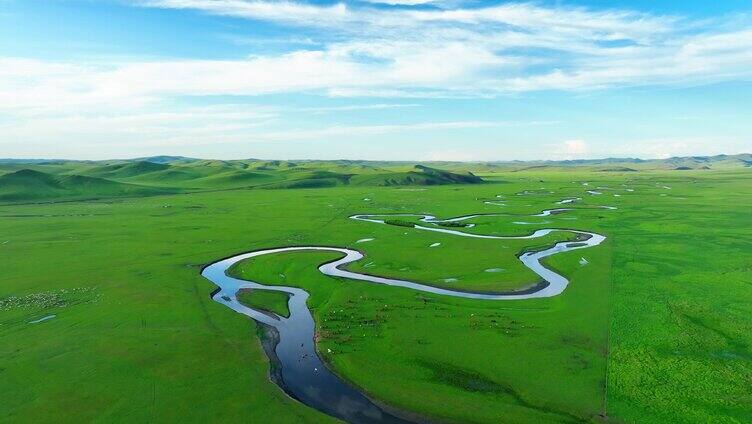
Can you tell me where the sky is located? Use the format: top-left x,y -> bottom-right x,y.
1,0 -> 751,161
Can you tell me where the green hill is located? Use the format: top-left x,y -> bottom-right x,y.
70,160 -> 275,189
349,165 -> 484,186
262,165 -> 484,189
78,161 -> 170,179
263,170 -> 352,189
597,166 -> 638,172
193,169 -> 276,187
0,169 -> 170,202
1,154 -> 746,199
413,165 -> 484,184
133,155 -> 196,164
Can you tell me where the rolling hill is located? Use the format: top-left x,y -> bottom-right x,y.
0,169 -> 171,202
2,153 -> 749,203
349,165 -> 484,186
77,161 -> 171,179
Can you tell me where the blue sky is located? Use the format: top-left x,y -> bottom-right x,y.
1,0 -> 751,160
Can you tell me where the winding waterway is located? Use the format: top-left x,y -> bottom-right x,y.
201,198 -> 611,423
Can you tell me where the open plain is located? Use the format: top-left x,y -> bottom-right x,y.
2,158 -> 750,423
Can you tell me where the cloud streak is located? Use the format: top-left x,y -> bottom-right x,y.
5,2 -> 752,107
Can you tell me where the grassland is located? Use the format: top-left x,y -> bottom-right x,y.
235,288 -> 291,318
1,159 -> 750,423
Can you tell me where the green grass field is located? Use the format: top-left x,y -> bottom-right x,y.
235,288 -> 291,318
1,160 -> 750,423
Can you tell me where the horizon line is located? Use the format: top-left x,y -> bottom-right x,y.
1,152 -> 750,164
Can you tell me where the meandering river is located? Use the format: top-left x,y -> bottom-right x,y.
201,199 -> 610,423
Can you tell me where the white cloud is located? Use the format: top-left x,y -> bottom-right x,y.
2,1 -> 752,158
4,2 -> 751,109
421,149 -> 488,162
291,103 -> 421,113
137,0 -> 350,26
563,139 -> 589,155
537,137 -> 750,160
249,120 -> 505,141
0,104 -> 277,151
606,137 -> 751,159
541,139 -> 590,160
362,0 -> 436,5
137,1 -> 674,39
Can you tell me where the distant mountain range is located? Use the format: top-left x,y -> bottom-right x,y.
0,153 -> 748,203
2,153 -> 749,170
